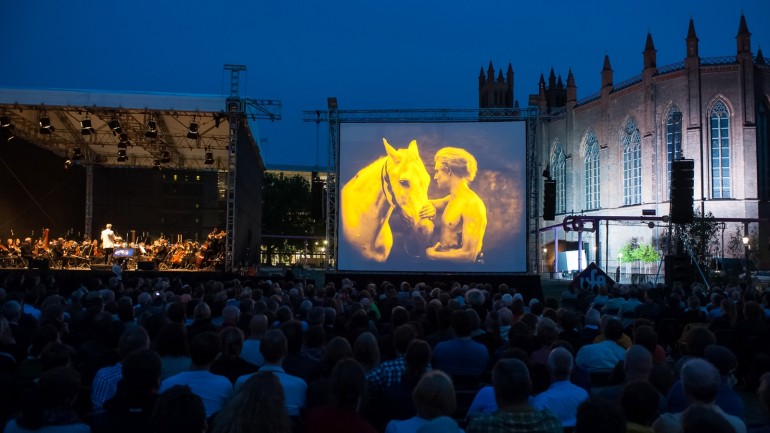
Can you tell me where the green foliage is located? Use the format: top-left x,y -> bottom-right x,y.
681,209 -> 721,272
619,238 -> 660,263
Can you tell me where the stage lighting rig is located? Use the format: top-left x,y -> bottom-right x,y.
0,115 -> 11,128
80,118 -> 94,135
117,149 -> 128,162
72,147 -> 84,161
160,149 -> 171,164
118,133 -> 130,148
108,119 -> 122,135
187,121 -> 199,139
204,148 -> 214,165
145,120 -> 158,139
39,115 -> 55,134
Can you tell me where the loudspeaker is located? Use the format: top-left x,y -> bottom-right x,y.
543,179 -> 556,221
29,259 -> 49,270
137,261 -> 155,271
665,255 -> 693,289
670,159 -> 694,224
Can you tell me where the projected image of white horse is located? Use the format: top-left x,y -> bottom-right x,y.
341,138 -> 434,262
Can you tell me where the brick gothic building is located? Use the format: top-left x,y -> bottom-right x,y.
481,15 -> 770,273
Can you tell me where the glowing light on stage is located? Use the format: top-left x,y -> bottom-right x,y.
187,121 -> 199,139
39,115 -> 55,134
80,118 -> 94,135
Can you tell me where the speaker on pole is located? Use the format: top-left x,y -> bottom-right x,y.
670,159 -> 694,224
543,179 -> 556,221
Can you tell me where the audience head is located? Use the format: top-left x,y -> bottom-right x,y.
329,358 -> 367,410
211,372 -> 290,433
118,326 -> 150,359
681,405 -> 737,433
602,317 -> 624,341
353,331 -> 380,372
189,331 -> 221,367
393,324 -> 417,354
620,381 -> 660,427
492,358 -> 531,407
450,309 -> 473,337
260,329 -> 288,364
681,358 -> 720,404
412,370 -> 456,420
574,396 -> 626,433
219,327 -> 245,359
120,349 -> 162,397
322,336 -> 353,371
154,385 -> 207,433
624,344 -> 653,380
249,314 -> 268,338
546,346 -> 574,381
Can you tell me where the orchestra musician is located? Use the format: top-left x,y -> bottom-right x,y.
20,237 -> 33,266
101,224 -> 116,264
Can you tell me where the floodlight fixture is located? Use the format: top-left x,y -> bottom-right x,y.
108,119 -> 122,135
152,159 -> 161,169
160,150 -> 171,164
39,116 -> 55,134
80,118 -> 94,135
117,149 -> 128,162
187,121 -> 199,139
0,115 -> 11,128
145,120 -> 158,139
72,147 -> 84,161
204,150 -> 214,165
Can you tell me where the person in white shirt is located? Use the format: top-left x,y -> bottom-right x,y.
101,224 -> 116,264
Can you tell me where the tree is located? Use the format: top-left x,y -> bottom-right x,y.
680,208 -> 720,273
261,172 -> 325,263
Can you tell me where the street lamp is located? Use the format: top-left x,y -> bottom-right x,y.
743,235 -> 750,277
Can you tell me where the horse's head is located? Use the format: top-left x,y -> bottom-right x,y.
383,138 -> 433,236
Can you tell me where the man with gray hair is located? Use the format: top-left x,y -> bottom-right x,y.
533,347 -> 589,429
653,358 -> 746,433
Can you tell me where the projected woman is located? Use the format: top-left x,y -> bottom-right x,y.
421,147 -> 487,263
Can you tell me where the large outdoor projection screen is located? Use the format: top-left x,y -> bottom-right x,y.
338,122 -> 526,273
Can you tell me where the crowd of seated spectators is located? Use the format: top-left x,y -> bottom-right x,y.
1,270 -> 770,433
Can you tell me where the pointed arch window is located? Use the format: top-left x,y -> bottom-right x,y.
585,132 -> 600,210
710,101 -> 731,198
666,109 -> 683,200
622,119 -> 642,205
551,145 -> 566,214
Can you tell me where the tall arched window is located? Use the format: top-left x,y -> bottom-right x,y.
585,132 -> 600,210
758,102 -> 769,201
551,145 -> 566,214
710,101 -> 731,198
622,119 -> 642,205
666,108 -> 683,200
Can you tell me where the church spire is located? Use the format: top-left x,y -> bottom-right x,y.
644,32 -> 657,70
736,14 -> 751,54
601,54 -> 613,90
487,61 -> 495,82
686,18 -> 699,58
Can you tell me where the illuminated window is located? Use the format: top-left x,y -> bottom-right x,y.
710,101 -> 731,198
551,145 -> 566,214
622,119 -> 642,205
666,109 -> 683,200
585,131 -> 600,210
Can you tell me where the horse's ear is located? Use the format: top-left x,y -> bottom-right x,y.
407,140 -> 419,157
383,138 -> 400,161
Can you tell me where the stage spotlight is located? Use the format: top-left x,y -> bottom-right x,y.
145,120 -> 157,139
39,116 -> 55,134
108,119 -> 122,135
118,133 -> 130,148
64,159 -> 72,169
214,114 -> 222,128
160,150 -> 171,164
80,118 -> 94,135
72,147 -> 84,161
117,149 -> 128,162
187,121 -> 199,139
204,150 -> 214,165
0,115 -> 11,128
0,125 -> 15,142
